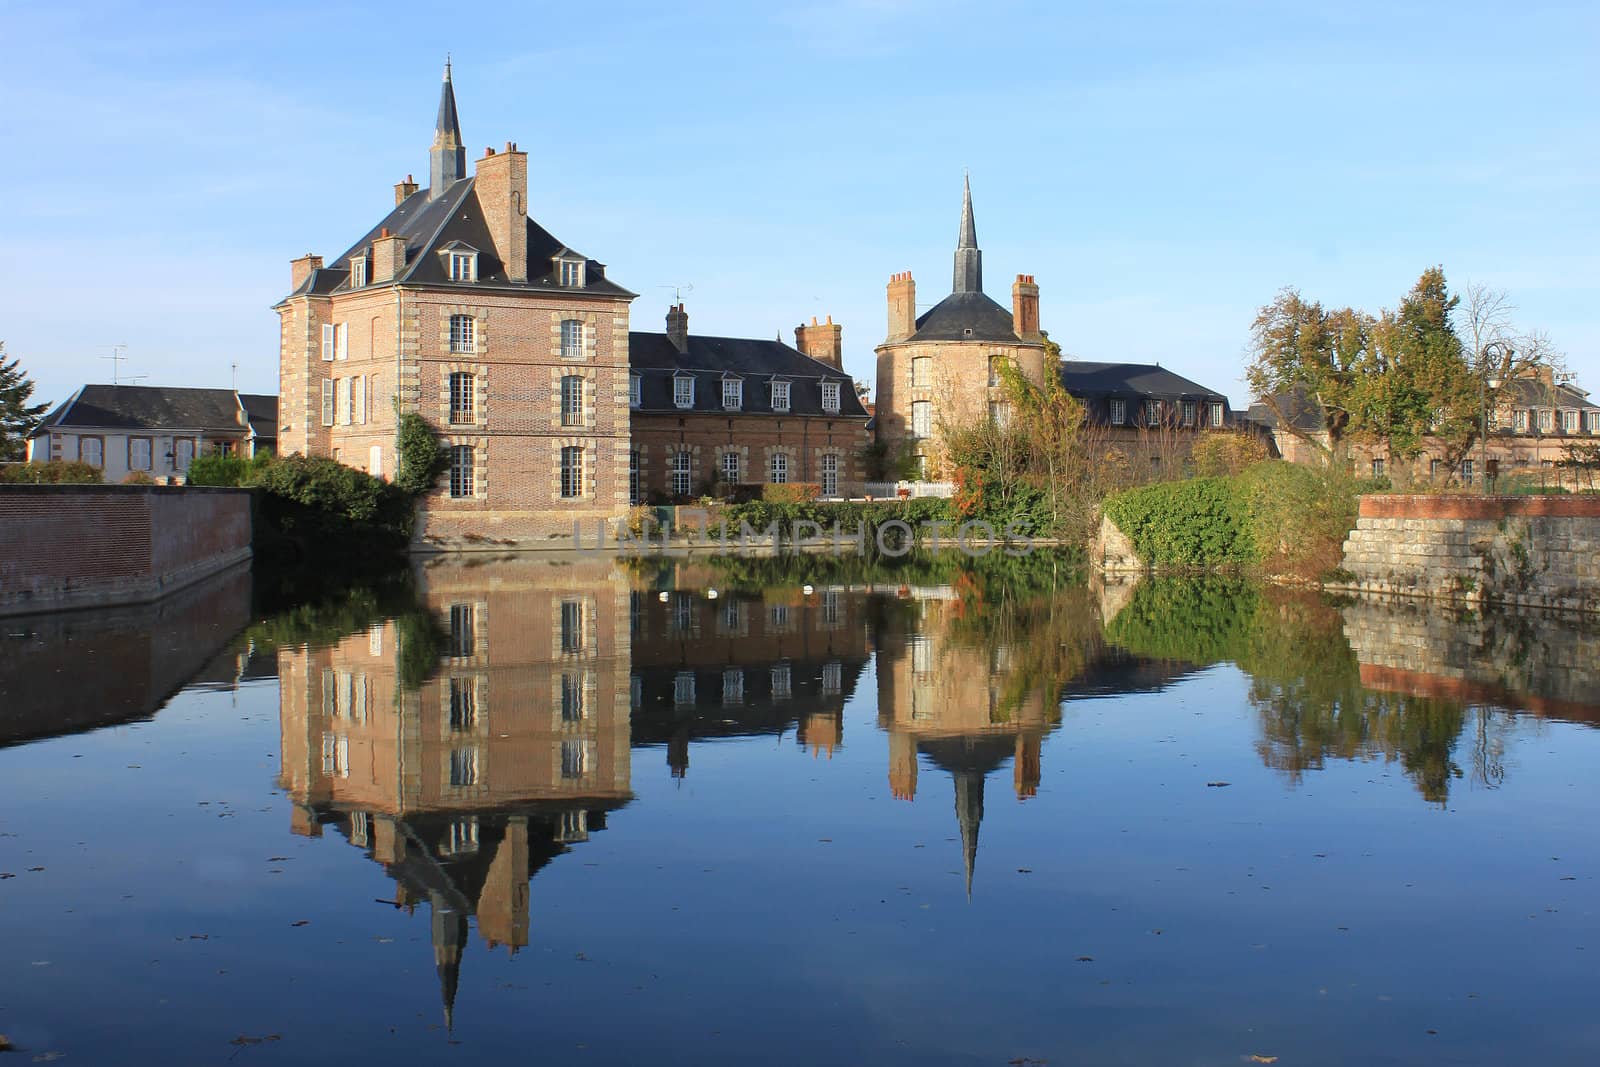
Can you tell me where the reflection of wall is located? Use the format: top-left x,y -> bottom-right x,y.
627,581 -> 872,776
276,554 -> 634,1028
0,563 -> 251,746
1343,598 -> 1600,725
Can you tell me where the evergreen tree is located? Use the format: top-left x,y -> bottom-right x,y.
0,344 -> 50,462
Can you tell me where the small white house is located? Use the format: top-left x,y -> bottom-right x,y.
27,385 -> 277,482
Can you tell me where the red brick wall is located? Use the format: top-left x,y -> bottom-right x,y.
0,486 -> 252,614
1358,494 -> 1600,520
632,413 -> 871,498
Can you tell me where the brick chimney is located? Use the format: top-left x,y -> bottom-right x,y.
372,228 -> 406,283
394,174 -> 419,205
474,142 -> 528,283
795,315 -> 843,369
886,271 -> 916,343
666,303 -> 689,354
1012,274 -> 1040,340
290,253 -> 323,291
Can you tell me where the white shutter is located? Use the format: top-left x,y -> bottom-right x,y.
321,324 -> 335,361
336,323 -> 348,361
353,376 -> 366,424
321,380 -> 335,426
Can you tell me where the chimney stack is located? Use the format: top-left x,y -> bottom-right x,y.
1011,274 -> 1040,340
795,315 -> 843,369
394,174 -> 419,205
475,142 -> 527,283
886,271 -> 916,343
666,303 -> 689,354
373,228 -> 407,283
290,253 -> 323,291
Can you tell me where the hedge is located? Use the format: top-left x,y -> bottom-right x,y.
1101,476 -> 1256,567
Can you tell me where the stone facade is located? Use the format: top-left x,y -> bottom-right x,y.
1332,494 -> 1600,613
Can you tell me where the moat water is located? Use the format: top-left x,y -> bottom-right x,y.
2,554 -> 1598,1065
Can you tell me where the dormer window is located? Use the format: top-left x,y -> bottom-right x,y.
440,242 -> 479,282
558,258 -> 585,287
673,374 -> 695,409
722,378 -> 743,411
771,380 -> 791,413
349,255 -> 367,288
821,381 -> 841,414
629,374 -> 642,409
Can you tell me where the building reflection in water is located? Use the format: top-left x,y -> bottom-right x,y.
276,556 -> 632,1028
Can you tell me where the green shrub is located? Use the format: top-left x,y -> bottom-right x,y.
762,482 -> 821,504
0,460 -> 101,484
121,470 -> 156,485
1190,431 -> 1270,477
395,411 -> 449,496
185,452 -> 263,487
1101,476 -> 1256,567
1235,461 -> 1361,576
252,453 -> 409,526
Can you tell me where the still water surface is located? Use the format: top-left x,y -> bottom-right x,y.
1,555 -> 1597,1065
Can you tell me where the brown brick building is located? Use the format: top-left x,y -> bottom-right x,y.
275,63 -> 636,550
628,304 -> 872,501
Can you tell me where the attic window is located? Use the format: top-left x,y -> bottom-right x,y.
349,256 -> 367,288
674,375 -> 695,409
558,259 -> 585,287
771,381 -> 791,413
821,381 -> 840,414
449,252 -> 476,282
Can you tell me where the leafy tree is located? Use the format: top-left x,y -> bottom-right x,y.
1244,289 -> 1368,461
394,410 -> 449,496
0,343 -> 50,462
1354,267 -> 1474,461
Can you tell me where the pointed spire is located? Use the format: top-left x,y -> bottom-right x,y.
952,173 -> 983,294
431,897 -> 466,1031
429,57 -> 466,199
953,771 -> 985,900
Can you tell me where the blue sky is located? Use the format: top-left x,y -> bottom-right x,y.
2,0 -> 1597,409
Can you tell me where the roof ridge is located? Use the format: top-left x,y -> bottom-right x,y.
399,177 -> 476,283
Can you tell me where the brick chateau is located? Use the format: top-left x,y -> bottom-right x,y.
277,65 -> 868,550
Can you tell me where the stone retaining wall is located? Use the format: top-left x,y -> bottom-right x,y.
1332,494 -> 1600,613
0,485 -> 253,616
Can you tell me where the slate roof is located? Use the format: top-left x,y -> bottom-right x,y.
1244,388 -> 1326,433
1502,377 -> 1598,411
908,290 -> 1022,344
628,333 -> 869,419
239,393 -> 279,442
31,385 -> 255,436
279,178 -> 633,303
1059,361 -> 1237,426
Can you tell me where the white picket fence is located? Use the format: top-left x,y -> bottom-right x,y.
861,481 -> 956,499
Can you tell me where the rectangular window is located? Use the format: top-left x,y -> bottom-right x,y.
1430,459 -> 1442,478
449,604 -> 475,656
912,357 -> 931,389
770,452 -> 788,484
449,444 -> 476,498
988,355 -> 1003,388
770,663 -> 792,700
672,450 -> 691,497
722,668 -> 744,706
128,437 -> 151,471
1146,399 -> 1162,426
1538,409 -> 1554,432
561,376 -> 584,427
559,260 -> 583,287
1181,400 -> 1197,427
722,450 -> 740,485
1589,412 -> 1600,433
1514,409 -> 1529,432
1110,398 -> 1126,426
560,319 -> 584,359
175,438 -> 194,472
1563,410 -> 1578,433
1462,459 -> 1475,482
1208,401 -> 1224,428
629,449 -> 642,504
820,454 -> 838,496
560,599 -> 585,653
350,258 -> 366,287
561,739 -> 590,778
449,746 -> 479,787
674,670 -> 696,706
821,381 -> 841,413
629,374 -> 641,408
673,376 -> 694,409
321,380 -> 335,427
821,589 -> 841,626
445,818 -> 479,855
449,677 -> 477,731
560,672 -> 587,722
79,436 -> 103,468
822,661 -> 842,694
449,315 -> 475,353
449,253 -> 473,282
1371,458 -> 1385,478
912,400 -> 931,438
448,373 -> 475,424
722,378 -> 743,410
771,381 -> 791,413
560,446 -> 584,498
336,323 -> 348,361
321,323 -> 335,361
